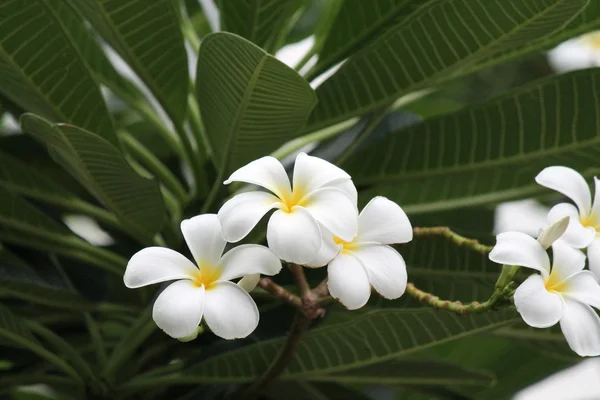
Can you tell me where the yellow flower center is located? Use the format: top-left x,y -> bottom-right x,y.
191,263 -> 221,290
544,270 -> 568,293
583,32 -> 600,49
278,186 -> 310,213
333,236 -> 358,252
581,215 -> 600,231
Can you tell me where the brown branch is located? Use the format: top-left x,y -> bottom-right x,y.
413,226 -> 493,254
257,277 -> 302,308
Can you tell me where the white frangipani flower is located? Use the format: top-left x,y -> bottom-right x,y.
535,166 -> 600,277
547,31 -> 600,73
308,197 -> 412,310
123,214 -> 281,340
490,232 -> 600,357
218,153 -> 358,264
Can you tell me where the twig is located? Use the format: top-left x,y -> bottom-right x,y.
257,278 -> 302,308
405,282 -> 511,315
413,227 -> 493,254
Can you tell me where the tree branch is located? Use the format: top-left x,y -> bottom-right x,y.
257,277 -> 302,308
413,226 -> 493,254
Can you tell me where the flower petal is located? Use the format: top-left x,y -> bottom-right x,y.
514,274 -> 563,328
357,197 -> 412,244
591,177 -> 600,222
559,298 -> 600,357
352,244 -> 407,299
218,244 -> 282,281
549,240 -> 586,283
218,192 -> 280,242
489,232 -> 550,276
305,225 -> 342,268
203,281 -> 259,339
536,166 -> 591,217
181,214 -> 226,266
223,156 -> 291,199
301,187 -> 358,241
587,237 -> 600,280
267,208 -> 321,263
327,252 -> 371,310
238,274 -> 260,292
547,203 -> 595,248
329,179 -> 358,204
152,280 -> 205,338
293,152 -> 351,194
124,247 -> 197,288
562,271 -> 600,309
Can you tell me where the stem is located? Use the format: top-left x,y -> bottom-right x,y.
200,173 -> 223,213
186,93 -> 211,197
270,118 -> 358,160
238,313 -> 311,400
257,277 -> 302,308
134,102 -> 185,160
405,283 -> 504,315
413,227 -> 493,255
290,263 -> 310,296
121,132 -> 188,204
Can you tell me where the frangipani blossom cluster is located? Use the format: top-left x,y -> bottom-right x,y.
489,165 -> 600,357
124,153 -> 412,340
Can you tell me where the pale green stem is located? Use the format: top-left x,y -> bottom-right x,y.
412,226 -> 493,255
120,132 -> 188,204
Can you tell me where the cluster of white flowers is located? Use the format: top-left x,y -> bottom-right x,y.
490,166 -> 600,357
124,153 -> 412,340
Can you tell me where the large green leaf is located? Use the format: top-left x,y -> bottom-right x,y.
21,114 -> 166,242
196,33 -> 317,174
310,0 -> 422,79
306,0 -> 588,132
178,308 -> 518,383
346,69 -> 600,214
310,359 -> 495,386
219,0 -> 300,52
69,0 -> 189,126
0,0 -> 116,145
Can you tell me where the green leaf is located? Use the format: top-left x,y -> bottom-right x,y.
69,0 -> 189,126
21,114 -> 166,242
196,33 -> 317,174
0,0 -> 116,145
265,382 -> 371,400
0,304 -> 81,383
306,0 -> 588,132
312,0 -> 422,78
346,69 -> 600,214
182,308 -> 518,382
219,0 -> 300,52
48,0 -> 145,107
310,359 -> 495,387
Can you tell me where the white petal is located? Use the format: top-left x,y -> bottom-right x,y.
181,214 -> 225,266
218,244 -> 282,281
305,225 -> 341,268
327,252 -> 371,310
549,240 -> 586,283
203,281 -> 259,339
152,280 -> 205,339
514,274 -> 563,328
587,238 -> 600,279
329,179 -> 358,204
124,247 -> 197,288
302,187 -> 358,241
548,203 -> 595,248
267,208 -> 321,263
352,244 -> 407,299
591,177 -> 600,222
548,39 -> 595,73
224,156 -> 291,200
218,192 -> 280,242
559,298 -> 600,357
489,232 -> 550,276
357,197 -> 412,244
238,274 -> 260,292
562,271 -> 600,309
536,216 -> 569,249
292,152 -> 351,194
536,166 -> 591,217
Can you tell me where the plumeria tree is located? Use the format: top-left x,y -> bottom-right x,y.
2,1 -> 600,399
